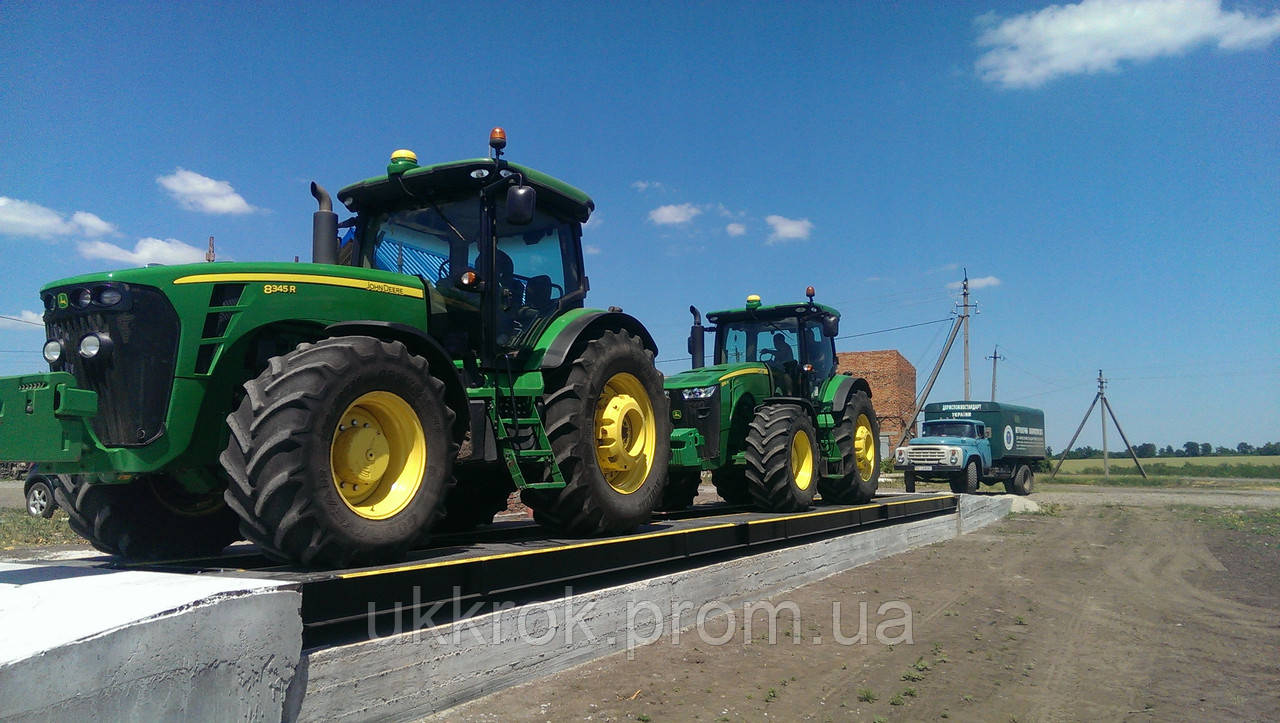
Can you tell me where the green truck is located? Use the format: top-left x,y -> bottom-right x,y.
661,290 -> 880,511
894,401 -> 1045,495
0,129 -> 670,567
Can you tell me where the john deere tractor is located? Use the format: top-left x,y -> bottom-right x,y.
0,129 -> 669,567
662,289 -> 879,511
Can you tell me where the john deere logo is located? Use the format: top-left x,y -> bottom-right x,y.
672,409 -> 683,420
56,293 -> 68,309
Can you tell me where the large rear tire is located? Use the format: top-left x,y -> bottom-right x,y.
745,404 -> 818,512
53,474 -> 240,560
818,393 -> 880,505
221,336 -> 455,567
521,329 -> 670,535
1004,465 -> 1034,496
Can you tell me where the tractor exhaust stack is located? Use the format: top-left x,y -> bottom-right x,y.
310,182 -> 338,265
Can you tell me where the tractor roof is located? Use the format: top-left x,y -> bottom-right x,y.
337,158 -> 595,223
706,300 -> 839,325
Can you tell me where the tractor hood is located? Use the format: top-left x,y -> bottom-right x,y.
664,362 -> 770,390
337,158 -> 595,223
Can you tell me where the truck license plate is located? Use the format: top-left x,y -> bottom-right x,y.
916,465 -> 933,471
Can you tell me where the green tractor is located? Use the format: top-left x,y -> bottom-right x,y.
662,289 -> 879,511
0,129 -> 670,567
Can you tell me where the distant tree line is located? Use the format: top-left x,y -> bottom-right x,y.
1048,441 -> 1280,459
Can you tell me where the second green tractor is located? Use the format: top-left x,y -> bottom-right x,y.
661,290 -> 880,511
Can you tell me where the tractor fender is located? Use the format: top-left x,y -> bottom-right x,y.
537,310 -> 658,370
324,321 -> 469,442
828,374 -> 872,415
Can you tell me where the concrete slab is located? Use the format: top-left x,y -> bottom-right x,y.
296,496 -> 1011,721
0,562 -> 303,721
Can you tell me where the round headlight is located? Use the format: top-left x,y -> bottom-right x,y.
96,287 -> 123,306
43,340 -> 63,364
73,288 -> 92,308
79,334 -> 102,359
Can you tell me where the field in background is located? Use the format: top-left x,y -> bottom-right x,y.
1053,455 -> 1280,479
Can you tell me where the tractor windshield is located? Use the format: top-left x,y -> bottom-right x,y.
715,317 -> 800,366
922,421 -> 978,438
363,193 -> 584,347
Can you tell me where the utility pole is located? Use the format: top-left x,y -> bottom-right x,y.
896,314 -> 964,449
1051,369 -> 1147,480
205,235 -> 216,263
955,269 -> 977,400
987,345 -> 1005,402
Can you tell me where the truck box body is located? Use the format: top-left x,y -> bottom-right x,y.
922,401 -> 1045,461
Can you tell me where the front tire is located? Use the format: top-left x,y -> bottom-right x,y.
521,329 -> 670,535
53,474 -> 240,559
818,393 -> 880,505
745,405 -> 818,512
950,460 -> 980,494
221,337 -> 455,567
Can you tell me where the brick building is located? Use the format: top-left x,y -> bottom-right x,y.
835,350 -> 916,453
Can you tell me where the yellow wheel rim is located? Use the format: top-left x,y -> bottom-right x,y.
790,429 -> 815,491
854,413 -> 876,480
594,372 -> 657,495
330,391 -> 426,520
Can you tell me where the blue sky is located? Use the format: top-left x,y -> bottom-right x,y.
1,1 -> 1276,451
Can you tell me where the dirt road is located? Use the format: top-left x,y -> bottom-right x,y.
441,487 -> 1280,721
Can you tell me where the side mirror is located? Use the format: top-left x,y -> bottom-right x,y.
506,185 -> 536,225
821,314 -> 839,337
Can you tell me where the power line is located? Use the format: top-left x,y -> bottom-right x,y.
0,314 -> 43,328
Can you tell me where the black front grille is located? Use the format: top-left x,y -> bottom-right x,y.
669,389 -> 721,461
45,284 -> 180,447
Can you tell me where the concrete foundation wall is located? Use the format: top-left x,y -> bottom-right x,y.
0,565 -> 302,722
297,497 -> 1011,721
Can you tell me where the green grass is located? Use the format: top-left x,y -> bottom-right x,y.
0,508 -> 83,549
1171,506 -> 1280,538
1053,455 -> 1280,479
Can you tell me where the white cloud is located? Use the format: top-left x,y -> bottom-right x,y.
976,0 -> 1280,89
157,168 -> 256,214
764,214 -> 813,244
631,181 -> 666,192
583,244 -> 602,255
0,310 -> 44,330
725,222 -> 747,237
947,275 -> 1002,290
928,262 -> 962,274
649,203 -> 702,225
0,197 -> 116,238
78,237 -> 207,266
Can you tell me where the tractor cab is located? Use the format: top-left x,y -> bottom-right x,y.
702,289 -> 840,401
331,129 -> 594,365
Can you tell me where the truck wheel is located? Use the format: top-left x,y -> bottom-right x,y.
818,394 -> 880,505
745,405 -> 818,512
221,337 -> 455,567
950,460 -> 980,494
1004,465 -> 1034,495
25,477 -> 56,518
657,469 -> 701,511
711,467 -> 752,504
521,329 -> 670,535
53,474 -> 240,560
903,469 -> 916,493
437,464 -> 513,532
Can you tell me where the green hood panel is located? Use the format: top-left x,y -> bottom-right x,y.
664,363 -> 770,389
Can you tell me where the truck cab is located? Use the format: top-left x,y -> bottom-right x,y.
897,419 -> 992,486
